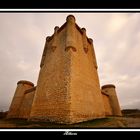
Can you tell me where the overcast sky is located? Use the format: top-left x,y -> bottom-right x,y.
0,13 -> 140,111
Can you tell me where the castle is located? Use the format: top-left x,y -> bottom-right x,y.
7,15 -> 122,124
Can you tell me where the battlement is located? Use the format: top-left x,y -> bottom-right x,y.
66,15 -> 76,22
45,15 -> 92,45
40,15 -> 97,70
17,80 -> 34,87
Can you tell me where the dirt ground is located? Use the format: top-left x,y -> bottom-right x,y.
0,116 -> 140,129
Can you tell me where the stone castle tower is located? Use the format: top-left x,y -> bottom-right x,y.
29,15 -> 105,123
7,15 -> 122,124
7,80 -> 34,118
101,84 -> 122,116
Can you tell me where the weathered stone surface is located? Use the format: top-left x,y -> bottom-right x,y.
102,92 -> 112,116
18,87 -> 36,119
7,15 -> 122,124
29,15 -> 105,124
7,80 -> 34,118
101,84 -> 122,116
68,24 -> 105,123
29,23 -> 71,123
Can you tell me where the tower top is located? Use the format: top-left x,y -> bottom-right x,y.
88,38 -> 93,43
101,84 -> 116,89
81,28 -> 86,32
66,15 -> 76,23
54,26 -> 59,33
45,15 -> 93,45
17,80 -> 34,87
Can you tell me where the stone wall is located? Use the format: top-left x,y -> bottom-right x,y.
7,80 -> 34,118
29,15 -> 105,124
29,21 -> 71,124
7,15 -> 122,124
18,87 -> 36,119
102,92 -> 112,116
68,17 -> 105,123
101,84 -> 122,116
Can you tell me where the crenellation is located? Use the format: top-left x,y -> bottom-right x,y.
54,26 -> 59,33
66,15 -> 76,23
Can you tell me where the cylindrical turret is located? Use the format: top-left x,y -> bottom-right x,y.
101,84 -> 122,116
7,80 -> 34,118
51,26 -> 59,52
40,36 -> 50,68
65,15 -> 76,52
18,87 -> 36,119
88,38 -> 98,69
82,28 -> 88,53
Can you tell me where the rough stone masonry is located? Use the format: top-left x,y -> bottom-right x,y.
7,15 -> 122,124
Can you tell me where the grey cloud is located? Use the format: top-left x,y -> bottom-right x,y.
95,13 -> 140,109
0,13 -> 140,111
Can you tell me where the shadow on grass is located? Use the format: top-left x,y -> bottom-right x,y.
5,117 -> 114,129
